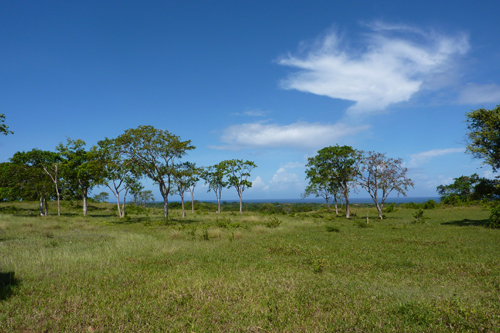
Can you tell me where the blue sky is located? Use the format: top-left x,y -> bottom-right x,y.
1,0 -> 500,201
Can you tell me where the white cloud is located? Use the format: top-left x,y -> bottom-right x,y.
458,83 -> 500,104
277,23 -> 469,115
251,176 -> 269,191
209,121 -> 369,150
270,167 -> 299,184
409,148 -> 465,167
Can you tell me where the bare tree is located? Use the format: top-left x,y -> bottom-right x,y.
357,151 -> 414,219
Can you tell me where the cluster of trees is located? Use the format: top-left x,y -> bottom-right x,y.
303,146 -> 414,219
437,174 -> 500,204
0,125 -> 256,219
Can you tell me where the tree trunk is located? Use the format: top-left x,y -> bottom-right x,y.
191,191 -> 195,213
334,197 -> 338,215
115,193 -> 122,218
162,193 -> 169,219
377,203 -> 383,219
181,193 -> 185,218
239,194 -> 243,214
217,197 -> 221,214
83,188 -> 88,217
56,192 -> 61,216
44,197 -> 48,216
122,189 -> 128,218
39,197 -> 44,216
326,198 -> 331,211
344,188 -> 350,219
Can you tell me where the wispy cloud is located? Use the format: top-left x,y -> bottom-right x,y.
409,148 -> 465,167
231,109 -> 269,117
458,83 -> 500,104
277,23 -> 469,115
209,121 -> 369,150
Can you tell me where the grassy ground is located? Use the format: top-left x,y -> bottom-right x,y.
0,202 -> 499,332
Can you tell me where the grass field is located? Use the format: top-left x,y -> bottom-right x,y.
0,201 -> 499,332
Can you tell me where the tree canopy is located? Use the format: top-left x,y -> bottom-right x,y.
466,105 -> 500,172
115,125 -> 195,218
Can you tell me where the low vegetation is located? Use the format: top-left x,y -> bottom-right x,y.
0,200 -> 499,332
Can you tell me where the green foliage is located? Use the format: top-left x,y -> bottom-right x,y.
305,145 -> 358,217
437,173 -> 500,203
385,203 -> 396,213
412,209 -> 429,223
488,204 -> 500,228
265,216 -> 282,228
422,199 -> 438,209
92,192 -> 109,203
115,125 -> 195,218
466,105 -> 500,172
0,114 -> 13,135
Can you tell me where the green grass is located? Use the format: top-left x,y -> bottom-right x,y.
0,202 -> 499,332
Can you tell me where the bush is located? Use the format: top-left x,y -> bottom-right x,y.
488,205 -> 500,228
265,216 -> 282,228
423,199 -> 438,209
412,209 -> 429,223
385,203 -> 396,213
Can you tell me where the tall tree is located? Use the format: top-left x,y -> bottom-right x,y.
186,163 -> 201,213
357,151 -> 414,219
57,138 -> 103,217
466,105 -> 500,172
307,145 -> 358,218
24,149 -> 63,216
115,125 -> 194,219
0,114 -> 13,135
201,163 -> 227,214
9,151 -> 55,215
96,138 -> 141,218
172,162 -> 200,217
223,159 -> 256,214
302,181 -> 342,214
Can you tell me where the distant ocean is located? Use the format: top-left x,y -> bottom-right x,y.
165,197 -> 440,204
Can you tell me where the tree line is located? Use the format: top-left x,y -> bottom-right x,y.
0,125 -> 257,219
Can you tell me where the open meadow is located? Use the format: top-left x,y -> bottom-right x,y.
0,201 -> 499,332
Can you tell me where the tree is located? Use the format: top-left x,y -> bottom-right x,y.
437,173 -> 500,203
115,126 -> 194,219
201,163 -> 227,214
93,192 -> 109,203
8,151 -> 55,215
23,149 -> 63,216
57,138 -> 104,217
96,138 -> 141,218
172,162 -> 200,217
303,156 -> 343,214
186,164 -> 201,213
306,145 -> 358,218
466,105 -> 500,172
0,114 -> 13,135
223,159 -> 256,214
357,151 -> 414,219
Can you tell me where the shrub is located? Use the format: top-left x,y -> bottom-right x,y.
488,205 -> 500,228
412,209 -> 428,223
423,199 -> 438,209
265,216 -> 282,228
385,203 -> 396,213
